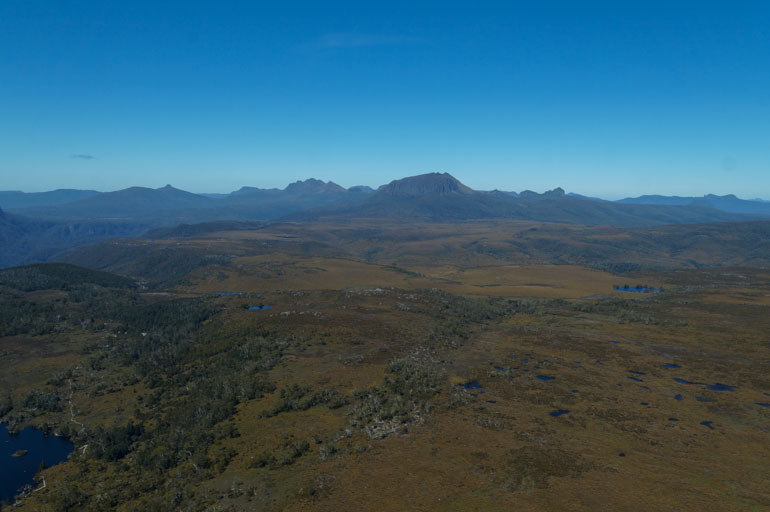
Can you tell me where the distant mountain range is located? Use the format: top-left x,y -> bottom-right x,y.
0,189 -> 101,209
6,179 -> 372,222
618,194 -> 770,215
1,173 -> 768,268
5,177 -> 767,221
287,173 -> 763,226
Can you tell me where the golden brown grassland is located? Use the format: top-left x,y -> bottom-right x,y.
2,224 -> 769,511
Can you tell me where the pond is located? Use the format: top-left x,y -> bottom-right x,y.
248,305 -> 273,310
614,285 -> 663,293
707,383 -> 736,391
549,409 -> 570,417
674,378 -> 704,385
1,422 -> 74,503
536,375 -> 555,381
663,363 -> 682,369
672,378 -> 735,391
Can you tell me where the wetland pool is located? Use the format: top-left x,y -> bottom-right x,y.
1,422 -> 73,503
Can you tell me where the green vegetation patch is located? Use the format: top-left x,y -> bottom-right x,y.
0,262 -> 136,291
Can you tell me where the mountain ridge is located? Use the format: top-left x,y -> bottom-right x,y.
3,173 -> 768,269
618,193 -> 770,215
286,174 -> 764,227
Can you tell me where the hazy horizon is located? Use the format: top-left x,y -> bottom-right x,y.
1,173 -> 769,203
2,2 -> 768,198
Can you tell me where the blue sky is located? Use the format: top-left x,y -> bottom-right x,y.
1,1 -> 768,198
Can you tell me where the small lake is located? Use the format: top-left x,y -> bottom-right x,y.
674,378 -> 704,385
707,383 -> 736,392
614,286 -> 663,293
1,422 -> 74,503
248,305 -> 273,310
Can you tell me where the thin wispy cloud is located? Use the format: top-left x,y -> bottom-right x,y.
71,154 -> 96,160
311,33 -> 422,50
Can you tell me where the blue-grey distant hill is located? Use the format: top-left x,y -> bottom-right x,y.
9,180 -> 373,223
9,185 -> 217,221
0,189 -> 100,209
618,194 -> 770,215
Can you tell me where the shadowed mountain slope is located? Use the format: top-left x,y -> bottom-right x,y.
0,208 -> 151,268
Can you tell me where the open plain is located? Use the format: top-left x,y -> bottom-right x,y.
1,219 -> 768,510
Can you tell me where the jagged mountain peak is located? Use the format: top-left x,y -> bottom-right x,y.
519,187 -> 566,200
284,179 -> 346,195
546,187 -> 566,197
